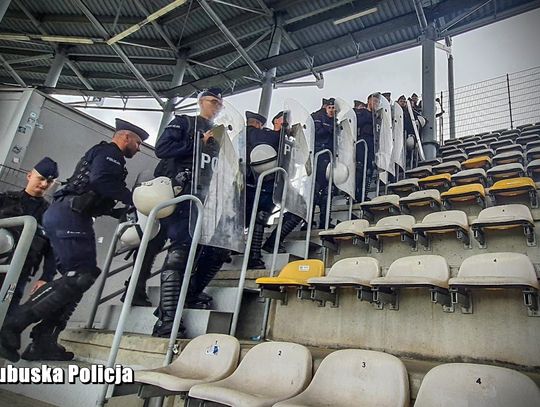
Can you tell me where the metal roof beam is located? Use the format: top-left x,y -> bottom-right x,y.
3,9 -> 142,25
439,0 -> 493,34
72,0 -> 165,107
197,0 -> 263,77
209,0 -> 270,16
0,54 -> 26,86
412,0 -> 429,31
4,53 -> 53,65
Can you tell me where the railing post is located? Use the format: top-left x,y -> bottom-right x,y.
349,140 -> 368,220
304,149 -> 333,260
0,215 -> 37,328
506,73 -> 514,130
229,167 -> 288,337
96,195 -> 204,407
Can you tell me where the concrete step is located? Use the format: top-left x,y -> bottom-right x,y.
102,305 -> 232,339
145,286 -> 240,313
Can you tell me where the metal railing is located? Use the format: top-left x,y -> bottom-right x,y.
97,195 -> 204,407
0,216 -> 37,328
349,140 -> 368,219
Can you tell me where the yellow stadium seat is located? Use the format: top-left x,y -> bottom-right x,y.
256,259 -> 325,304
488,177 -> 538,207
441,183 -> 486,209
418,173 -> 452,191
462,155 -> 492,170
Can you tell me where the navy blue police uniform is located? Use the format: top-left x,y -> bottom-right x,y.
0,119 -> 148,363
0,157 -> 58,313
151,88 -> 232,337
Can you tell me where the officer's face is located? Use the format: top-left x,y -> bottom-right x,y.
200,97 -> 223,119
398,98 -> 407,108
325,105 -> 335,118
273,116 -> 284,132
25,170 -> 54,197
124,132 -> 142,158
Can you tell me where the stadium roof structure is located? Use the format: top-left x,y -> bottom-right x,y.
0,0 -> 538,104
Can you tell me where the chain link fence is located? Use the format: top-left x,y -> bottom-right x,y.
440,66 -> 540,140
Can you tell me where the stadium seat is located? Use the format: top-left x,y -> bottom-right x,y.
418,173 -> 452,191
134,334 -> 240,398
525,146 -> 540,162
516,133 -> 540,146
465,144 -> 489,155
451,168 -> 487,186
433,160 -> 461,175
492,151 -> 524,166
501,128 -> 520,136
480,136 -> 497,145
526,159 -> 540,180
319,220 -> 369,250
441,184 -> 486,209
448,252 -> 540,316
360,194 -> 401,220
370,255 -> 452,311
419,158 -> 442,166
405,165 -> 433,179
440,145 -> 463,156
308,257 -> 380,306
499,133 -> 520,142
468,148 -> 495,159
488,177 -> 538,208
188,341 -> 312,407
443,138 -> 462,147
461,155 -> 491,170
363,215 -> 416,252
386,178 -> 420,196
495,144 -> 524,155
490,139 -> 513,151
415,363 -> 540,407
273,349 -> 410,407
400,189 -> 442,213
412,210 -> 470,248
470,204 -> 535,247
486,163 -> 525,184
525,140 -> 540,151
443,152 -> 468,163
256,259 -> 325,304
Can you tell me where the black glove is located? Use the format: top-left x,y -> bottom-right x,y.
111,205 -> 136,220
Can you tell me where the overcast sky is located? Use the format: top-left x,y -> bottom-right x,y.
57,8 -> 540,145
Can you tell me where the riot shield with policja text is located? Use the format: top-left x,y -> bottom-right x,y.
372,93 -> 394,184
333,97 -> 357,198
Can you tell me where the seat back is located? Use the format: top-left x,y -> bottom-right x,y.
420,210 -> 469,230
286,349 -> 409,406
278,259 -> 325,283
225,341 -> 312,398
415,363 -> 540,407
319,219 -> 369,237
457,252 -> 537,284
400,189 -> 441,207
474,204 -> 533,226
168,334 -> 240,380
376,214 -> 416,229
328,257 -> 380,280
387,255 -> 449,281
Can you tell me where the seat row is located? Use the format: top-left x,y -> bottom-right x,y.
444,125 -> 540,146
330,204 -> 536,250
255,252 -> 540,316
131,333 -> 540,407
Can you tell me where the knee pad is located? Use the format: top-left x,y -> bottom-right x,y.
163,247 -> 190,270
161,269 -> 181,284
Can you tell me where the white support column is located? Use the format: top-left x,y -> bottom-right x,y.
158,52 -> 188,137
421,24 -> 437,160
445,36 -> 456,140
258,24 -> 282,120
44,48 -> 67,88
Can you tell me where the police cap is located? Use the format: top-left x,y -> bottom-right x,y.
198,87 -> 223,100
321,98 -> 329,107
382,92 -> 391,97
411,93 -> 418,98
115,118 -> 150,141
326,98 -> 336,106
272,111 -> 284,124
245,111 -> 267,125
34,157 -> 58,180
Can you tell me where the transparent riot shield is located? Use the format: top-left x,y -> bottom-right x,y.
372,93 -> 394,185
273,98 -> 315,220
332,98 -> 357,198
191,100 -> 246,253
391,102 -> 405,171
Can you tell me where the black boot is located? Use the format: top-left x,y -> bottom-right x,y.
248,222 -> 266,270
152,248 -> 190,338
120,279 -> 152,307
262,214 -> 302,253
186,247 -> 230,309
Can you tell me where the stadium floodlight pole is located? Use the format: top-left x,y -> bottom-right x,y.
445,36 -> 456,139
73,0 -> 166,108
258,21 -> 282,120
198,0 -> 264,78
421,23 -> 437,160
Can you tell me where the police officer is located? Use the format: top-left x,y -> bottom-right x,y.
0,119 -> 148,363
152,88 -> 232,337
312,97 -> 336,228
356,94 -> 376,201
0,158 -> 58,315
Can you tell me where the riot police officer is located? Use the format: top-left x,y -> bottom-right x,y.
0,119 -> 148,363
312,98 -> 336,228
356,94 -> 376,201
0,157 -> 58,314
152,88 -> 232,338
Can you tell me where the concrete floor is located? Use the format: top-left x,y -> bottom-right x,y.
0,389 -> 57,407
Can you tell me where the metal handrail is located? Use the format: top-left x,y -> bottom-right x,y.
229,167 -> 288,337
0,215 -> 37,328
96,194 -> 204,407
304,149 -> 333,260
349,139 -> 368,219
